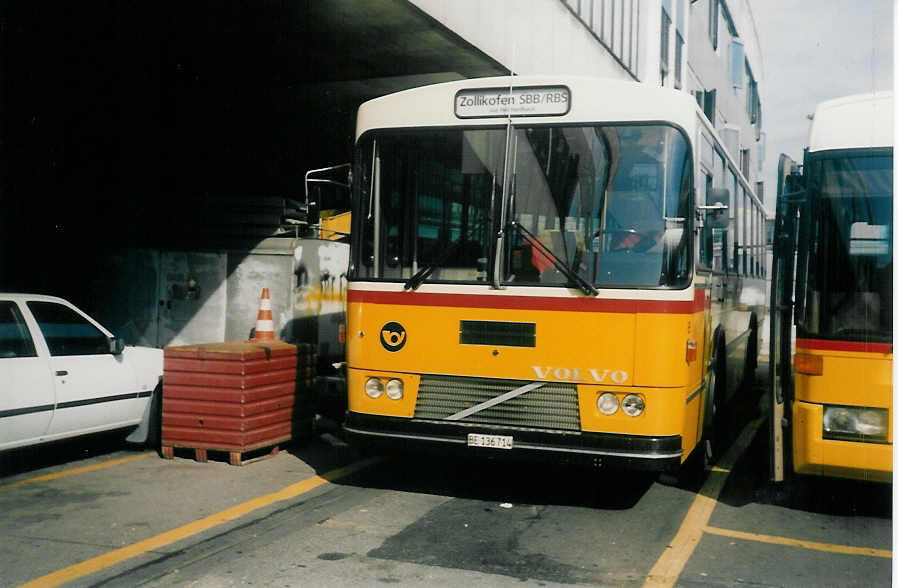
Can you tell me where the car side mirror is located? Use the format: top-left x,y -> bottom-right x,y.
698,188 -> 730,230
108,337 -> 125,355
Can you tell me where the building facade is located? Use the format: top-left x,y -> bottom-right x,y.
409,0 -> 766,202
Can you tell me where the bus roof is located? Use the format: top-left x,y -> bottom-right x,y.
808,91 -> 894,153
355,76 -> 701,140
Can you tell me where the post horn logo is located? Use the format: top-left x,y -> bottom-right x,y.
380,321 -> 407,352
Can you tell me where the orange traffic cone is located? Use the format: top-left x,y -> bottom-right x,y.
252,287 -> 276,341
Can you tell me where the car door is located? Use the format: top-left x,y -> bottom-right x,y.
0,300 -> 55,450
25,300 -> 141,438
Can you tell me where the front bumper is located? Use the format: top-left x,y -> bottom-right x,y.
793,401 -> 892,483
343,412 -> 682,472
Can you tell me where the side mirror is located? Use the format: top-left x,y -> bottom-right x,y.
698,188 -> 730,229
108,337 -> 125,355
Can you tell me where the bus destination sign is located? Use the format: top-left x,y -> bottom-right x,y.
455,85 -> 571,118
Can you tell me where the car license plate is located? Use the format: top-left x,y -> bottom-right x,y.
467,433 -> 513,449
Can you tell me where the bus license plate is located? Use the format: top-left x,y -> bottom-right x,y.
467,433 -> 513,449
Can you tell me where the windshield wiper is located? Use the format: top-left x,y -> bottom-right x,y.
508,220 -> 598,296
404,217 -> 490,291
403,247 -> 453,291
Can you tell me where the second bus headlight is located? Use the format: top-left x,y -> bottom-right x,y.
621,394 -> 645,417
822,405 -> 888,442
385,379 -> 404,400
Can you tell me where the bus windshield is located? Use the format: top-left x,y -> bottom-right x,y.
798,150 -> 893,341
353,124 -> 692,288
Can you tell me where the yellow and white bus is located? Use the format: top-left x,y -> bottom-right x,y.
770,92 -> 893,482
343,76 -> 766,473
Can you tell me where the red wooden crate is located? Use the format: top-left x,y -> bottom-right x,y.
161,340 -> 312,465
162,394 -> 295,418
162,381 -> 295,403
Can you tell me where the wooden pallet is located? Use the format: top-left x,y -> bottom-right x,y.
161,441 -> 283,466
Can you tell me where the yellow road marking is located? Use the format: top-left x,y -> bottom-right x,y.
0,453 -> 152,492
18,457 -> 381,588
704,525 -> 892,559
643,413 -> 765,588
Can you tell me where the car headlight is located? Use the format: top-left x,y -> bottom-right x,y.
823,405 -> 888,443
597,392 -> 619,415
385,379 -> 404,400
621,394 -> 645,417
365,377 -> 384,399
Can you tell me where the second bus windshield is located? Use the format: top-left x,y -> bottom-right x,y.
354,124 -> 692,288
798,150 -> 893,341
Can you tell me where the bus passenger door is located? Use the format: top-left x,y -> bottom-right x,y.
769,154 -> 802,482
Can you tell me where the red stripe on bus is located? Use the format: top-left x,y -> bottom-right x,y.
347,288 -> 707,314
796,338 -> 893,354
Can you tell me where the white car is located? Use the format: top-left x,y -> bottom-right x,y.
0,293 -> 163,452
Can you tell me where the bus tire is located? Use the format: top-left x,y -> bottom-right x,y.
744,313 -> 758,385
705,332 -> 727,465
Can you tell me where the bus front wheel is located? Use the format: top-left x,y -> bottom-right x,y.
705,335 -> 727,465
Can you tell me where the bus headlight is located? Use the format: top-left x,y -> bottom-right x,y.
621,394 -> 645,417
385,379 -> 404,400
365,377 -> 384,399
822,405 -> 888,443
597,392 -> 619,415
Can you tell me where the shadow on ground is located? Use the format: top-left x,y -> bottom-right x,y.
0,431 -> 137,479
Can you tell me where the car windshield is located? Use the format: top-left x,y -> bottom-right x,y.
798,150 -> 893,341
352,124 -> 692,289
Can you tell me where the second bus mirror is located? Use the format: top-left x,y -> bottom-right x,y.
699,188 -> 730,229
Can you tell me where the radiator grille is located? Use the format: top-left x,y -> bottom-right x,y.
414,375 -> 580,431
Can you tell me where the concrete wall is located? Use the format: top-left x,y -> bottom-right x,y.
86,239 -> 348,367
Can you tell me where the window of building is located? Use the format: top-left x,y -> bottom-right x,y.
629,0 -> 637,71
708,0 -> 719,50
740,148 -> 750,178
581,0 -> 594,28
603,0 -> 613,47
755,101 -> 763,140
621,0 -> 631,69
730,40 -> 744,88
616,0 -> 625,57
675,32 -> 684,89
674,0 -> 684,89
745,61 -> 759,124
567,0 -> 640,79
703,89 -> 716,126
660,5 -> 671,85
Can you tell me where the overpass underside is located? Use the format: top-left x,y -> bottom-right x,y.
2,0 -> 505,295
